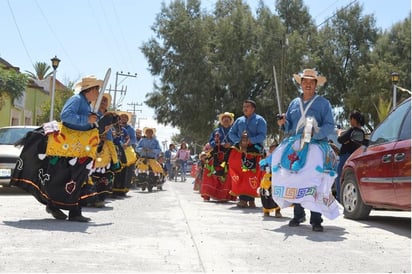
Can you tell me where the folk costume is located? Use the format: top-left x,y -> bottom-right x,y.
228,100 -> 267,208
271,69 -> 341,230
258,143 -> 282,217
81,93 -> 121,207
201,112 -> 237,202
193,152 -> 207,191
10,76 -> 115,222
135,127 -> 164,190
112,111 -> 137,196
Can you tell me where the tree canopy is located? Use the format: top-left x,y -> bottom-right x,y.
141,0 -> 411,147
0,67 -> 28,110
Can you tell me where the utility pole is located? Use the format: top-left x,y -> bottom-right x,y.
112,71 -> 137,110
127,102 -> 143,128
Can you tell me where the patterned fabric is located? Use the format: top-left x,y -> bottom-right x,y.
228,147 -> 263,198
200,157 -> 236,201
136,158 -> 164,175
10,127 -> 93,210
124,146 -> 137,167
271,137 -> 341,220
94,140 -> 118,168
46,123 -> 99,159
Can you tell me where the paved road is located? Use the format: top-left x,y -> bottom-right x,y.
0,178 -> 410,273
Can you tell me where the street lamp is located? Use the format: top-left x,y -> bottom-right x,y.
49,56 -> 61,121
391,72 -> 400,110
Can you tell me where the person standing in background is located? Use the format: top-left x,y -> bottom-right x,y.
165,143 -> 177,180
176,142 -> 191,181
335,110 -> 367,202
228,99 -> 267,208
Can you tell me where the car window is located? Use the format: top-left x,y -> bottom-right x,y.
370,99 -> 411,145
399,107 -> 411,140
0,128 -> 34,145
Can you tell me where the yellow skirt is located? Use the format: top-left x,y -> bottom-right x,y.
136,158 -> 164,174
46,123 -> 99,159
124,146 -> 137,166
94,141 -> 119,168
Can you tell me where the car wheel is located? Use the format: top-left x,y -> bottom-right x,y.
341,172 -> 372,220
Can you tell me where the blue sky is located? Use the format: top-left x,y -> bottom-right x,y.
0,0 -> 410,144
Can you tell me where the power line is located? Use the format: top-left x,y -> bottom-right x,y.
6,0 -> 34,67
34,0 -> 81,73
316,0 -> 358,28
110,0 -> 135,73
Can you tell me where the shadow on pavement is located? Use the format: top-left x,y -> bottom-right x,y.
3,219 -> 112,233
268,224 -> 348,242
357,215 -> 411,238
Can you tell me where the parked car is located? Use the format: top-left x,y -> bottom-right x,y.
340,97 -> 411,219
0,126 -> 38,187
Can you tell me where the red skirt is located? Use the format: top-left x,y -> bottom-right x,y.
200,158 -> 236,201
228,148 -> 263,198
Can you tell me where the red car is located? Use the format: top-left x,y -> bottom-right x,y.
340,97 -> 411,219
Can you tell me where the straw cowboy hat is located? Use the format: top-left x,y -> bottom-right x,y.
143,127 -> 156,136
293,69 -> 327,87
74,75 -> 104,93
116,111 -> 132,122
218,112 -> 235,125
102,93 -> 112,107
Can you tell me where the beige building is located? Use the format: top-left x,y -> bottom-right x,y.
0,57 -> 66,127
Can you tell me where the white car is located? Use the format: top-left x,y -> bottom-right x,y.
0,126 -> 38,187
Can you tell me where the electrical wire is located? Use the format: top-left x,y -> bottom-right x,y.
34,0 -> 81,74
316,0 -> 358,28
6,0 -> 34,67
110,0 -> 136,73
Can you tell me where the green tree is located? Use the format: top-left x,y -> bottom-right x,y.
142,0 -> 265,144
316,2 -> 378,126
141,0 -> 410,144
0,67 -> 28,110
25,62 -> 53,80
350,15 -> 411,127
37,80 -> 74,124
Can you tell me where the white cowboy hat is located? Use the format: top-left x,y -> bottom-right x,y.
218,112 -> 235,125
116,111 -> 132,122
143,127 -> 156,136
74,75 -> 103,93
91,93 -> 112,111
293,69 -> 327,87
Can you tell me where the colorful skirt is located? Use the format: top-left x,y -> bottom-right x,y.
228,147 -> 263,198
10,126 -> 95,210
200,157 -> 236,201
271,135 -> 341,219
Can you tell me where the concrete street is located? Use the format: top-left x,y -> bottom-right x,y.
0,177 -> 410,273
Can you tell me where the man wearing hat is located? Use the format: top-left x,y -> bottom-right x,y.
200,112 -> 237,202
273,68 -> 339,232
136,127 -> 161,158
11,75 -> 106,222
228,99 -> 267,208
135,127 -> 164,189
81,93 -> 121,208
112,111 -> 137,196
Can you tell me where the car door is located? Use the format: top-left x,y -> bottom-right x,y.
357,141 -> 397,206
357,100 -> 411,206
393,106 -> 411,209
